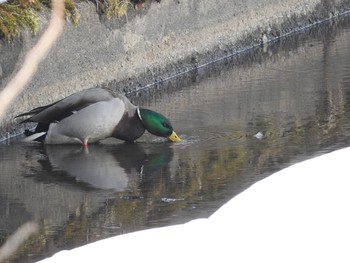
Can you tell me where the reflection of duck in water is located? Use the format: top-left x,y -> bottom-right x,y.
16,88 -> 181,146
43,143 -> 173,191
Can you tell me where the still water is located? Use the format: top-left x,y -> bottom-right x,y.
1,15 -> 350,262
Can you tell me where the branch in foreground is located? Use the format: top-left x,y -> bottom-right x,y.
0,222 -> 39,262
0,0 -> 65,120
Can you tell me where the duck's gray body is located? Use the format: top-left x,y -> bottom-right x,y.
19,88 -> 146,144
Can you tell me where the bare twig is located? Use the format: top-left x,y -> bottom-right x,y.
0,0 -> 65,119
0,222 -> 39,262
0,0 -> 63,260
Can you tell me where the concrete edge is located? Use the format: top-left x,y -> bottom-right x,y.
1,0 -> 350,141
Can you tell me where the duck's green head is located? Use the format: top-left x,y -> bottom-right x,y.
137,108 -> 181,142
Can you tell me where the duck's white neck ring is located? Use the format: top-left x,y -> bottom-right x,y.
137,107 -> 143,121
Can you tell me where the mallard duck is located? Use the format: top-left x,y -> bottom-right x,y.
16,88 -> 181,146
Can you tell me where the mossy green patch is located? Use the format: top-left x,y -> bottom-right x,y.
0,0 -> 80,40
0,0 -> 160,40
0,2 -> 38,39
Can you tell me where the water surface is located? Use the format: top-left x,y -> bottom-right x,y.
1,15 -> 350,262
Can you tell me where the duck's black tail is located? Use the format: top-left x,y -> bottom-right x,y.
23,123 -> 50,142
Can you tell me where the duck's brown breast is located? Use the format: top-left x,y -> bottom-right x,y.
112,111 -> 145,142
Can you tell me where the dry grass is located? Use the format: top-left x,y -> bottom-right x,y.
106,0 -> 129,18
0,0 -> 80,39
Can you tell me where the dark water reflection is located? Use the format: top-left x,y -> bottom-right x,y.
2,15 -> 350,262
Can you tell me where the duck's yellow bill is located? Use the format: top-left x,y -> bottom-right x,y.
168,131 -> 181,142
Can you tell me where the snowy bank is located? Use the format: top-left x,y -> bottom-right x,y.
38,146 -> 350,262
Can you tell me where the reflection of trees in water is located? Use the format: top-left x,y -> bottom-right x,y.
13,18 -> 350,263
249,83 -> 349,176
15,80 -> 350,262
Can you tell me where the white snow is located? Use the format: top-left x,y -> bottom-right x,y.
38,146 -> 350,263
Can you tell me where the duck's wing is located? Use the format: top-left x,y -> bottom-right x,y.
17,88 -> 115,123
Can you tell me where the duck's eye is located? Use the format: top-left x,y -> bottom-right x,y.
162,121 -> 172,130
